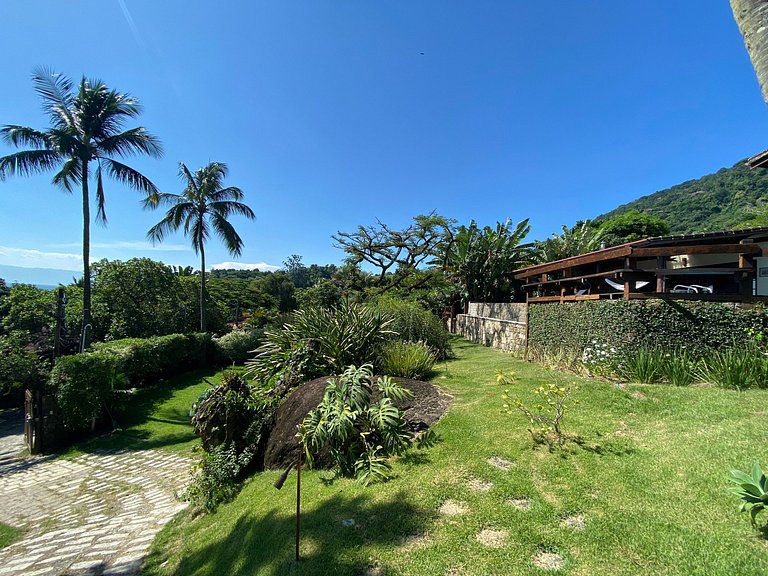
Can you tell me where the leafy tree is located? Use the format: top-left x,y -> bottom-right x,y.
282,254 -> 312,288
0,68 -> 162,346
441,218 -> 533,303
296,279 -> 342,309
534,221 -> 604,263
0,284 -> 55,341
147,162 -> 255,331
251,272 -> 296,313
597,210 -> 670,246
333,212 -> 454,294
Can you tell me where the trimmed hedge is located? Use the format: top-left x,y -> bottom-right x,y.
92,333 -> 211,387
528,300 -> 768,359
50,352 -> 116,430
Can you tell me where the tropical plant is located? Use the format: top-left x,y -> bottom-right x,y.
375,298 -> 452,359
731,0 -> 768,104
245,302 -> 393,391
147,161 -> 255,331
376,340 -> 437,379
182,443 -> 253,513
503,382 -> 578,448
299,364 -> 415,484
697,347 -> 767,390
728,462 -> 768,526
657,349 -> 696,387
212,329 -> 263,365
440,218 -> 533,303
618,347 -> 664,384
0,68 -> 162,346
533,222 -> 604,263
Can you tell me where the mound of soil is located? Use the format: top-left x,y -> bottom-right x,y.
261,376 -> 453,470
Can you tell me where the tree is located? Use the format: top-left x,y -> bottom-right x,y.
441,218 -> 533,303
731,1 -> 768,104
333,212 -> 453,294
534,221 -> 604,263
597,210 -> 670,246
282,254 -> 311,288
0,68 -> 162,346
147,162 -> 255,331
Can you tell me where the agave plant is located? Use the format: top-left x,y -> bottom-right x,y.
728,462 -> 768,526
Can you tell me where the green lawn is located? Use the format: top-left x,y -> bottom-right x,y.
0,521 -> 22,549
63,367 -> 230,457
144,338 -> 768,575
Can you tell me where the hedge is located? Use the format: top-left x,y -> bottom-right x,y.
528,300 -> 768,359
91,333 -> 211,387
50,352 -> 116,430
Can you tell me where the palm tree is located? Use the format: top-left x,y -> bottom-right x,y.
147,162 -> 255,331
533,222 -> 604,264
0,67 -> 162,346
731,0 -> 768,104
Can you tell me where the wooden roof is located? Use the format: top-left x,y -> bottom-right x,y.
513,227 -> 768,280
746,149 -> 768,169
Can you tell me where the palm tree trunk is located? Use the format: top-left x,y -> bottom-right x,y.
81,159 -> 93,349
731,0 -> 768,104
200,244 -> 206,332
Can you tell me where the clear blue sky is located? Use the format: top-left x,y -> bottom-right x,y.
1,1 -> 767,279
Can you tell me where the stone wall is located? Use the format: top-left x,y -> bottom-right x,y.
456,303 -> 527,353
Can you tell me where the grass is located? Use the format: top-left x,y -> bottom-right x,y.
144,338 -> 768,575
0,521 -> 22,549
62,367 -> 234,457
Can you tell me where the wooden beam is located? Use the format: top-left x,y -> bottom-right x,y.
656,256 -> 666,293
514,246 -> 634,279
630,244 -> 762,258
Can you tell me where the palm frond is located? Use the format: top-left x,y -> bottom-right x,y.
178,162 -> 200,194
210,212 -> 244,257
32,67 -> 75,128
97,127 -> 163,159
51,157 -> 81,192
95,162 -> 107,224
101,157 -> 159,197
1,125 -> 49,149
211,200 -> 255,220
0,149 -> 61,179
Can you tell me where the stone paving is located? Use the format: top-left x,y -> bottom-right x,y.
0,441 -> 192,576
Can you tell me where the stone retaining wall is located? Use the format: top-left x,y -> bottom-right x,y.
456,303 -> 527,353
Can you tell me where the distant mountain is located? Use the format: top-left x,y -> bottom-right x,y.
0,265 -> 80,288
599,159 -> 768,234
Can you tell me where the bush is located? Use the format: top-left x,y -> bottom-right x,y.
375,299 -> 452,359
376,340 -> 437,379
50,352 -> 116,430
0,335 -> 48,399
246,303 -> 393,390
503,382 -> 579,448
299,364 -> 416,484
728,462 -> 768,527
212,329 -> 262,365
182,444 -> 252,513
92,333 -> 210,387
697,347 -> 768,390
617,347 -> 664,384
657,349 -> 696,387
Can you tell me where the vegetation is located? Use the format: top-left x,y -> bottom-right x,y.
728,462 -> 768,527
50,352 -> 117,429
299,364 -> 416,484
533,222 -> 604,263
212,329 -> 262,365
595,210 -> 670,246
146,339 -> 768,576
375,298 -> 452,359
504,382 -> 578,448
599,159 -> 768,234
183,444 -> 255,513
148,161 -> 255,331
377,340 -> 437,379
0,68 -> 162,346
0,522 -> 22,550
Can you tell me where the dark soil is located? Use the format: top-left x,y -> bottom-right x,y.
260,375 -> 453,470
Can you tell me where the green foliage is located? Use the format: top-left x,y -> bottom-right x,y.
376,341 -> 437,379
657,349 -> 696,387
495,369 -> 516,386
503,382 -> 578,448
596,210 -> 670,246
533,221 -> 605,263
697,347 -> 768,390
375,299 -> 451,359
246,302 -> 393,388
299,364 -> 416,484
442,218 -> 532,303
617,347 -> 664,384
528,300 -> 768,361
183,444 -> 253,513
92,333 -> 210,387
0,335 -> 48,397
212,329 -> 262,365
599,159 -> 768,234
0,284 -> 54,339
728,463 -> 768,526
50,352 -> 116,430
296,279 -> 342,309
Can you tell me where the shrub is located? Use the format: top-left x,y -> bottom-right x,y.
503,382 -> 578,448
697,347 -> 767,390
618,347 -> 664,384
377,340 -> 436,379
0,335 -> 48,398
657,349 -> 696,386
299,364 -> 416,484
728,463 -> 768,526
191,372 -> 276,455
213,329 -> 262,365
246,303 -> 393,389
375,299 -> 452,359
92,333 -> 210,387
50,352 -> 116,430
183,444 -> 252,513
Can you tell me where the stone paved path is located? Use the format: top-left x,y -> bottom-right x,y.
0,408 -> 25,468
0,447 -> 192,576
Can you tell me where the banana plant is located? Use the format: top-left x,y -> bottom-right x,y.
728,462 -> 768,526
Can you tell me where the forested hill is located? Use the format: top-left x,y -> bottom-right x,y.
599,159 -> 768,234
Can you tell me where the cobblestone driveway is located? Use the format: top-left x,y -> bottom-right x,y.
0,444 -> 191,576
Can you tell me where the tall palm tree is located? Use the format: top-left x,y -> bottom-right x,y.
147,162 -> 255,331
0,67 -> 162,346
731,0 -> 768,104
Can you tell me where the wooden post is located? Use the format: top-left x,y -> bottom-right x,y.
656,256 -> 666,293
739,239 -> 755,295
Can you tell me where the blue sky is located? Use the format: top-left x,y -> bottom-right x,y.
1,1 -> 767,280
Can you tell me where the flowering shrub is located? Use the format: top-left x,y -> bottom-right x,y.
503,382 -> 578,448
580,340 -> 619,377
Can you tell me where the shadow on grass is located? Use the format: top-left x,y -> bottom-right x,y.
148,491 -> 433,576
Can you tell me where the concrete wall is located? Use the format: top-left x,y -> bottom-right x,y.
456,302 -> 527,353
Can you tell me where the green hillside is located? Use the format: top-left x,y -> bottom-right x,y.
600,159 -> 768,234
